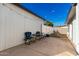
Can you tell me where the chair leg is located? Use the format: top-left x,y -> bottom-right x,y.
26,39 -> 31,45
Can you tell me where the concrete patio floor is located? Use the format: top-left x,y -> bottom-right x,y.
0,37 -> 77,56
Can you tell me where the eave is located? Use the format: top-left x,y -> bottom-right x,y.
65,3 -> 77,25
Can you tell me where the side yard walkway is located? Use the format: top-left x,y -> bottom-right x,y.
0,37 -> 77,56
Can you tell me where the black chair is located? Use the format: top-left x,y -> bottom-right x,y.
35,31 -> 43,40
24,32 -> 32,45
36,31 -> 41,36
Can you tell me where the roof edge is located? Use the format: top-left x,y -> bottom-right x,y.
65,3 -> 77,25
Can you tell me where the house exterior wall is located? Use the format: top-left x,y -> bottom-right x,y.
72,19 -> 76,45
75,4 -> 79,53
67,4 -> 79,53
67,17 -> 76,44
68,23 -> 73,40
71,15 -> 79,53
67,15 -> 77,53
0,4 -> 44,51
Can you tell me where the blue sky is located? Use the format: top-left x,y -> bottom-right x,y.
20,3 -> 72,26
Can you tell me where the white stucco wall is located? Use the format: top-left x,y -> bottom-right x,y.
0,4 -> 44,51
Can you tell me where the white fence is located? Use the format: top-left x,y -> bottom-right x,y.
42,25 -> 67,35
42,25 -> 54,34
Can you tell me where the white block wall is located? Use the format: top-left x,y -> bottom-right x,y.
54,26 -> 67,34
0,4 -> 44,51
42,25 -> 54,34
42,25 -> 67,35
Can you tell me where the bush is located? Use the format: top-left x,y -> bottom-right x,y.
44,21 -> 53,27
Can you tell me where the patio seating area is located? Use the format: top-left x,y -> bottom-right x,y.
0,35 -> 77,56
24,31 -> 45,45
0,3 -> 78,56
